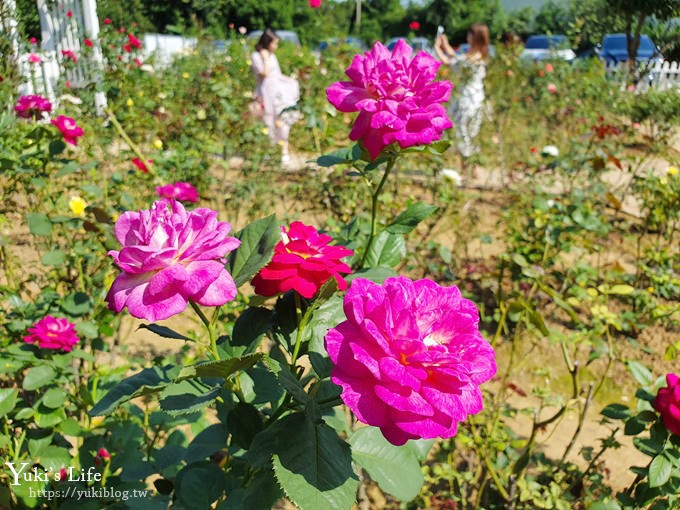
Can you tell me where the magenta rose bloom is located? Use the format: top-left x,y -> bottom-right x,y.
325,276 -> 496,445
24,316 -> 80,352
156,182 -> 199,203
251,221 -> 353,299
106,199 -> 240,321
14,95 -> 52,120
653,373 -> 680,436
326,40 -> 452,160
51,115 -> 84,146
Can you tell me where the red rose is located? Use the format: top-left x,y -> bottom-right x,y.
409,20 -> 420,31
653,374 -> 680,436
252,222 -> 353,299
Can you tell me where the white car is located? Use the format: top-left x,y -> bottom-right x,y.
520,35 -> 575,62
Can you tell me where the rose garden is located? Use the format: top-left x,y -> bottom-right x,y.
1,1 -> 680,509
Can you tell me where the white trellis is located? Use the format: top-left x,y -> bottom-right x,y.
13,0 -> 106,113
605,60 -> 680,91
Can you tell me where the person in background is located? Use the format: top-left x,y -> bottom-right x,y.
250,28 -> 300,166
434,24 -> 490,178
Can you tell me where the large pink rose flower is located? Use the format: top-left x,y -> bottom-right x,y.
325,276 -> 496,445
51,115 -> 84,146
326,40 -> 452,160
24,316 -> 80,352
106,199 -> 240,321
14,95 -> 52,120
251,221 -> 353,299
156,182 -> 199,203
653,373 -> 680,436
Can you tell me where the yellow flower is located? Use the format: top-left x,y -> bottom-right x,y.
261,127 -> 269,135
647,287 -> 655,293
152,138 -> 163,150
126,98 -> 134,107
69,196 -> 87,217
182,72 -> 190,79
668,166 -> 678,176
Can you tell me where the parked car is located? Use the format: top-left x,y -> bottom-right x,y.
246,30 -> 301,46
596,33 -> 663,64
315,37 -> 366,52
520,34 -> 575,62
455,43 -> 496,58
385,37 -> 434,55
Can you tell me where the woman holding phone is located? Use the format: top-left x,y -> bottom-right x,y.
434,24 -> 490,174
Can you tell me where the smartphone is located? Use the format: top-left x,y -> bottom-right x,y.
436,25 -> 445,37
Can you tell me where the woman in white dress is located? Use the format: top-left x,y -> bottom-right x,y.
251,29 -> 300,165
434,24 -> 490,172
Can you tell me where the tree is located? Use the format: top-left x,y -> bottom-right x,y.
604,0 -> 680,66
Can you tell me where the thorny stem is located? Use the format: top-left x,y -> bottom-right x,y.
471,423 -> 511,502
104,107 -> 149,169
190,300 -> 219,360
358,155 -> 397,267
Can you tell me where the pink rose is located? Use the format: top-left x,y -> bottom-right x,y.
545,63 -> 553,73
66,9 -> 72,17
14,94 -> 52,119
325,277 -> 497,445
251,222 -> 353,299
24,316 -> 80,352
30,37 -> 37,45
326,40 -> 452,160
28,53 -> 42,64
309,0 -> 321,7
104,18 -> 112,25
156,182 -> 199,203
61,49 -> 77,62
547,83 -> 557,94
653,373 -> 680,436
51,115 -> 84,146
106,200 -> 241,321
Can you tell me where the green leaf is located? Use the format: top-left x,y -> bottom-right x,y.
228,402 -> 263,449
27,212 -> 52,236
588,500 -> 622,510
601,403 -> 630,420
232,307 -> 274,348
159,380 -> 221,416
89,365 -> 178,416
175,461 -> 226,510
227,215 -> 280,287
37,445 -> 71,472
316,147 -> 355,167
41,250 -> 66,266
648,454 -> 672,488
56,161 -> 79,177
350,427 -> 424,501
272,413 -> 358,510
61,292 -> 92,315
264,357 -> 309,404
138,324 -> 194,342
177,353 -> 263,381
49,139 -> 66,156
345,267 -> 398,284
35,406 -> 66,428
0,388 -> 18,417
364,231 -> 406,268
607,284 -> 635,296
306,295 -> 345,379
626,360 -> 653,387
185,424 -> 228,464
242,468 -> 283,510
23,365 -> 56,391
42,388 -> 67,409
386,202 -> 438,235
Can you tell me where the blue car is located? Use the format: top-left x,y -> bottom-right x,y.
596,33 -> 662,64
520,35 -> 575,61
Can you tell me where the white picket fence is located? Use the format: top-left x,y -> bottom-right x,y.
12,0 -> 106,112
605,60 -> 680,91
